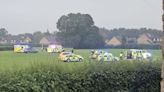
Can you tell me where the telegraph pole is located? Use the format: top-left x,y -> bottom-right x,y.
161,0 -> 164,92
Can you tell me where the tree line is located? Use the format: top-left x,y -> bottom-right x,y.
0,13 -> 162,49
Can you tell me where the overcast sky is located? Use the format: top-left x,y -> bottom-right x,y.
0,0 -> 162,34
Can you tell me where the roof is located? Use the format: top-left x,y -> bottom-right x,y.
146,33 -> 162,39
140,33 -> 162,41
4,35 -> 20,41
106,29 -> 162,40
109,36 -> 122,42
2,35 -> 32,43
40,36 -> 61,45
46,36 -> 57,44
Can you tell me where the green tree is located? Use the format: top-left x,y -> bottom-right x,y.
33,31 -> 44,43
57,13 -> 94,33
122,36 -> 127,45
44,29 -> 51,36
56,13 -> 104,48
0,28 -> 8,36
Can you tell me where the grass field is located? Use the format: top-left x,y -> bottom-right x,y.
0,49 -> 162,73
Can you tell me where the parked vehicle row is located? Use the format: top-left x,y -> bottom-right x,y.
13,44 -> 153,62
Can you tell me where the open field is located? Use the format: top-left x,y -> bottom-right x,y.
0,49 -> 162,72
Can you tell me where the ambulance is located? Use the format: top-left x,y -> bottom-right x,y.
14,44 -> 37,53
47,44 -> 63,53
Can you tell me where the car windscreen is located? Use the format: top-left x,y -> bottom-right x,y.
63,52 -> 71,55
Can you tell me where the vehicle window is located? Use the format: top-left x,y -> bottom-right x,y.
63,53 -> 71,55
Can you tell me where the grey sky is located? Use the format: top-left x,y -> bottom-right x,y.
0,0 -> 162,34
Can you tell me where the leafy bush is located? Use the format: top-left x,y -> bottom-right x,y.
0,46 -> 13,51
0,61 -> 161,92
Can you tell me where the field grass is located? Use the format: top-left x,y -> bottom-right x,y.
0,49 -> 162,73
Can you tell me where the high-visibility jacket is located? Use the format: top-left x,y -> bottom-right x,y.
137,53 -> 141,57
133,52 -> 137,59
104,57 -> 107,61
132,52 -> 135,58
119,53 -> 123,59
95,51 -> 98,55
120,53 -> 123,57
141,52 -> 144,58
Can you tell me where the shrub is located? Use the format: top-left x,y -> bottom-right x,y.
0,46 -> 13,51
0,61 -> 161,92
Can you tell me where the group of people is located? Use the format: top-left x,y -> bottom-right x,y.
119,51 -> 145,60
90,50 -> 104,59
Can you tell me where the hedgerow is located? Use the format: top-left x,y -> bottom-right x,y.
0,61 -> 161,92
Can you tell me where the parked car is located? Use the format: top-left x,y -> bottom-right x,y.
97,53 -> 119,62
59,52 -> 72,61
24,48 -> 38,53
59,52 -> 83,62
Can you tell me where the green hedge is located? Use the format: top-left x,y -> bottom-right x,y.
0,62 -> 161,92
105,44 -> 161,49
0,46 -> 13,51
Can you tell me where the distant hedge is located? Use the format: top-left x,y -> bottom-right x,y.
0,61 -> 161,92
0,46 -> 13,51
105,44 -> 161,49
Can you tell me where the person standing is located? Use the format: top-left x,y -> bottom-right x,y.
71,48 -> 74,53
119,52 -> 124,60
